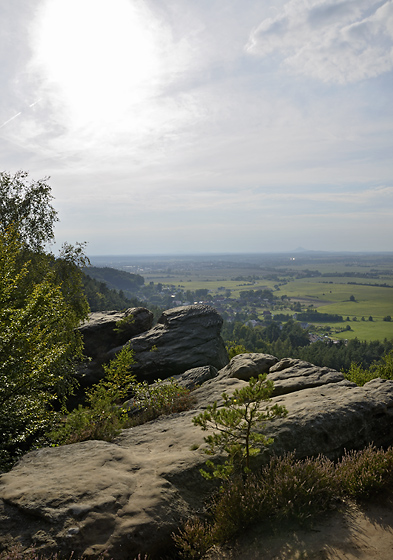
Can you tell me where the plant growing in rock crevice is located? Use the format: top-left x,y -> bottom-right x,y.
193,374 -> 287,481
51,346 -> 195,444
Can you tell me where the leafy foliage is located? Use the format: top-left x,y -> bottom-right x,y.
0,172 -> 91,470
344,349 -> 393,386
0,228 -> 87,470
225,342 -> 248,360
193,375 -> 287,480
51,347 -> 136,444
51,347 -> 195,444
128,377 -> 195,425
0,171 -> 58,251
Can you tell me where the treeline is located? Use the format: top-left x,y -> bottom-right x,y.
239,289 -> 275,303
82,266 -> 144,295
347,281 -> 392,288
82,273 -> 139,311
223,320 -> 393,371
295,310 -> 343,322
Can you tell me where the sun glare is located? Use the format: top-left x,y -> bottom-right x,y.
32,0 -> 167,128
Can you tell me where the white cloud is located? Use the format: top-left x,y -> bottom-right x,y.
246,0 -> 393,83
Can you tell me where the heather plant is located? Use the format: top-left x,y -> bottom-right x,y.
192,374 -> 287,481
174,446 -> 393,558
335,445 -> 393,498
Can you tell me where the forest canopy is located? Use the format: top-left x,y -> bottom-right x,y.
0,172 -> 89,470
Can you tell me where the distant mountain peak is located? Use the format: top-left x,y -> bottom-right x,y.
293,246 -> 307,252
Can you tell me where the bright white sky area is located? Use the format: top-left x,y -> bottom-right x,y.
1,0 -> 393,254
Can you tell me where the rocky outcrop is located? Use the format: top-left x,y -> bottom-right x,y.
1,355 -> 393,559
175,365 -> 219,390
79,307 -> 154,359
76,307 -> 154,388
268,358 -> 345,396
119,305 -> 229,382
218,352 -> 278,380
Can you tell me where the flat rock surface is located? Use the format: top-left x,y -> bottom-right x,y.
1,360 -> 393,559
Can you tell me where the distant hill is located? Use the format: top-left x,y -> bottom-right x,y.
81,272 -> 140,312
82,266 -> 144,293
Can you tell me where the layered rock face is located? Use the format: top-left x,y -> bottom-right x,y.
118,304 -> 229,382
78,304 -> 229,386
76,307 -> 154,387
79,307 -> 154,359
1,355 -> 393,559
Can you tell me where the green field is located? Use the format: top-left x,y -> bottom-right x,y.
92,253 -> 393,342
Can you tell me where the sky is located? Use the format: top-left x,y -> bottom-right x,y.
1,0 -> 393,255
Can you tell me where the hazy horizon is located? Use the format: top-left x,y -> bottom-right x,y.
1,0 -> 392,254
87,249 -> 393,259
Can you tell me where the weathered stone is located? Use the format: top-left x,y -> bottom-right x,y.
120,305 -> 229,382
79,307 -> 153,359
74,308 -> 154,391
218,352 -> 278,380
261,377 -> 393,462
175,365 -> 219,390
1,359 -> 393,559
267,358 -> 345,396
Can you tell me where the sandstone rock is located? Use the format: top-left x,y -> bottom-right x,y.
267,358 -> 345,396
218,353 -> 278,380
74,307 -> 154,392
79,307 -> 153,359
175,365 -> 219,390
261,378 -> 393,462
120,305 -> 229,382
1,359 -> 393,559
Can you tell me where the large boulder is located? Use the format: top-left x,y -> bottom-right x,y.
218,352 -> 278,380
1,356 -> 393,559
120,305 -> 229,382
267,357 -> 345,396
79,307 -> 154,359
75,307 -> 154,390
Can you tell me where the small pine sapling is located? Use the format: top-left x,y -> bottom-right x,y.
193,374 -> 287,481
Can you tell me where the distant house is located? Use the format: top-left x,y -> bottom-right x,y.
245,320 -> 262,328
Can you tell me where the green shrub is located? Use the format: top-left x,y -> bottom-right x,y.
344,362 -> 376,386
193,374 -> 287,481
225,342 -> 248,360
51,347 -> 136,444
127,378 -> 195,426
344,350 -> 393,386
371,350 -> 393,380
51,348 -> 195,444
